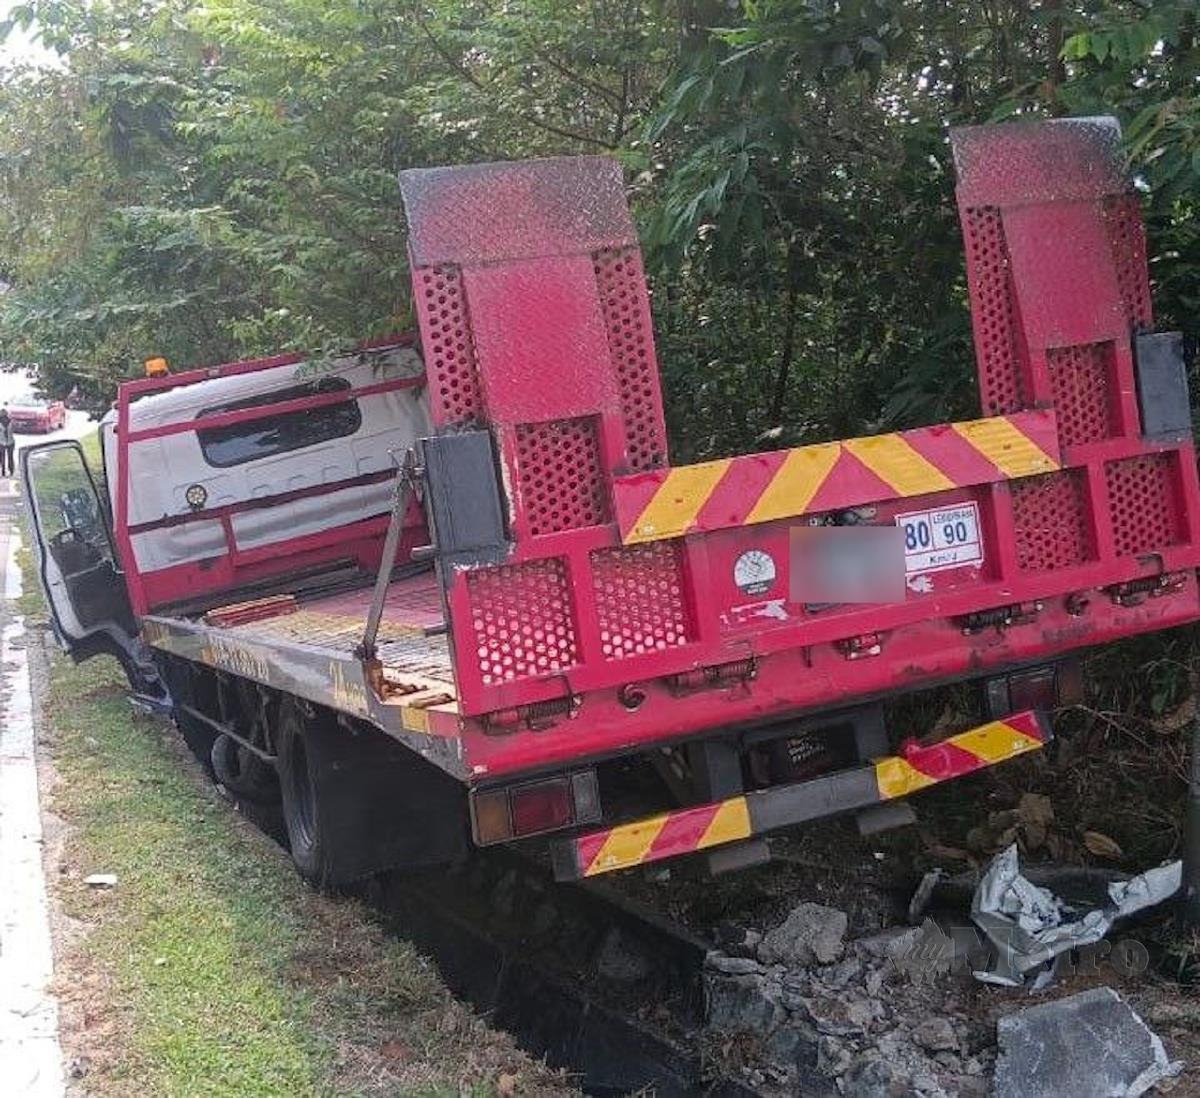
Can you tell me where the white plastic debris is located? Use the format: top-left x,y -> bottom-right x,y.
83,873 -> 118,889
970,845 -> 1180,986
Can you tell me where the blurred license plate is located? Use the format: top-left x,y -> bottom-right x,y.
895,503 -> 983,575
789,525 -> 906,604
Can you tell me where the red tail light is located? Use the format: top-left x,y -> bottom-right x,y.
470,770 -> 601,845
985,660 -> 1083,718
511,779 -> 572,835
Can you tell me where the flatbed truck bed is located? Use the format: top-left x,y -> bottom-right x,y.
143,570 -> 466,772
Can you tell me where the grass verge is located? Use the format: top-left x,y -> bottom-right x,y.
39,650 -> 569,1097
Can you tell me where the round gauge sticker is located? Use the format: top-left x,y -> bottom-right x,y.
733,549 -> 777,595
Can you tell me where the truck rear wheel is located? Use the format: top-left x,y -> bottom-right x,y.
276,701 -> 337,887
276,698 -> 470,888
211,733 -> 278,805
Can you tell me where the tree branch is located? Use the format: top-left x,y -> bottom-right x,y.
412,12 -> 620,149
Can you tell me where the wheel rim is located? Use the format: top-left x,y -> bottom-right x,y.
287,731 -> 317,849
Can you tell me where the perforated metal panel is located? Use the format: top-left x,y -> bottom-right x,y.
1106,453 -> 1183,557
400,158 -> 678,712
1011,471 -> 1094,571
467,557 -> 579,684
963,206 -> 1027,415
1104,194 -> 1154,332
593,247 -> 668,471
417,264 -> 483,426
516,416 -> 609,535
1047,342 -> 1116,446
591,542 -> 692,659
953,116 -> 1198,594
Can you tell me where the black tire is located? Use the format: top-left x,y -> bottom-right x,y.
274,700 -> 469,889
276,701 -> 335,887
210,733 -> 279,805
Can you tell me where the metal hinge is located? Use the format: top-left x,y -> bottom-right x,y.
958,601 -> 1042,635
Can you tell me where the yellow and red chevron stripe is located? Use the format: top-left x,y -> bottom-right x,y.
614,409 -> 1060,545
557,710 -> 1049,879
874,710 -> 1048,798
572,798 -> 753,879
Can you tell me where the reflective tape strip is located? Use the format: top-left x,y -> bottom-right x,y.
579,797 -> 752,877
744,444 -> 840,526
617,410 -> 1060,544
400,707 -> 430,733
951,417 -> 1058,479
627,460 -> 732,542
876,712 -> 1047,799
842,434 -> 956,498
556,710 -> 1049,879
874,756 -> 940,800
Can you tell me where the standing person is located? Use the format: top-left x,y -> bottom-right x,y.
0,407 -> 13,478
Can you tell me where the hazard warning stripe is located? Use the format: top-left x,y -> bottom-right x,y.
572,798 -> 753,879
614,409 -> 1059,545
873,710 -> 1047,799
555,710 -> 1050,879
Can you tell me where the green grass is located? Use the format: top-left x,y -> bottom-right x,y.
19,511 -> 568,1098
15,540 -> 45,618
78,425 -> 103,468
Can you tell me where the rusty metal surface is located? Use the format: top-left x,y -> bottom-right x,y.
226,575 -> 455,689
375,633 -> 455,681
951,117 -> 1127,206
399,157 -> 635,266
142,595 -> 466,777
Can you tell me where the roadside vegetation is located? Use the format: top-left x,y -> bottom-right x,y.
34,625 -> 567,1096
0,1 -> 1194,449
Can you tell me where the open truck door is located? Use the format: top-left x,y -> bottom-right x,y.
20,439 -> 167,703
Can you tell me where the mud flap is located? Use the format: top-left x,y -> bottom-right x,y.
285,704 -> 470,885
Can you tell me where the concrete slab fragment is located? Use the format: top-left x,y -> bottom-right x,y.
993,986 -> 1181,1098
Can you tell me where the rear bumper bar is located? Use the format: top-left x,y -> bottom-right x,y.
551,709 -> 1050,880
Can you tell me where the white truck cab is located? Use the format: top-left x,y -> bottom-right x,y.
100,341 -> 429,575
22,338 -> 430,696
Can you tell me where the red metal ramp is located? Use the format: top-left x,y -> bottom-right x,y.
398,123 -> 1200,778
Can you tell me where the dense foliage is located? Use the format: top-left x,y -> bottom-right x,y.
0,0 -> 1195,458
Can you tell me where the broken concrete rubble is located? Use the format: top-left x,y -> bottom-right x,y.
756,900 -> 847,966
702,889 -> 1186,1098
703,898 -> 981,1098
703,966 -> 786,1034
911,1016 -> 958,1053
704,950 -> 763,977
993,987 -> 1182,1098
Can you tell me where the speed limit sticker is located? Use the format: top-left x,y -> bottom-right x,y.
895,502 -> 983,575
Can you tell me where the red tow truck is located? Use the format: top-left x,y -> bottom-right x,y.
21,117 -> 1200,886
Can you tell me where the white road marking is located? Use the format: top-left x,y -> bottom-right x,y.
0,518 -> 65,1096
